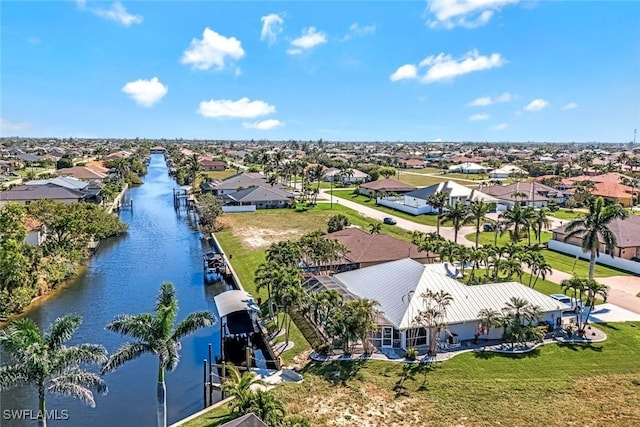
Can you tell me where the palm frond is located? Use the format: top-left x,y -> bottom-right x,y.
51,344 -> 108,374
46,381 -> 98,408
45,315 -> 82,351
172,311 -> 216,342
105,313 -> 154,341
156,281 -> 177,311
101,342 -> 153,374
0,364 -> 31,391
0,318 -> 43,360
48,368 -> 108,396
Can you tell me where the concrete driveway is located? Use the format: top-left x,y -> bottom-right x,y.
583,303 -> 640,323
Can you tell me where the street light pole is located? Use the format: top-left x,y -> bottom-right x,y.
330,178 -> 333,210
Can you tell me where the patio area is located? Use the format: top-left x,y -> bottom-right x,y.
309,326 -> 607,364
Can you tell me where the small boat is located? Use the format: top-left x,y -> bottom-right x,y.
204,251 -> 225,284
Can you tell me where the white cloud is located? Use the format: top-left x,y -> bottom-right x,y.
426,0 -> 519,29
0,118 -> 30,133
181,27 -> 245,71
491,123 -> 508,130
469,113 -> 490,121
242,119 -> 284,130
524,99 -> 549,112
390,64 -> 418,82
260,13 -> 285,45
562,102 -> 578,110
343,23 -> 376,40
391,50 -> 505,84
286,27 -> 327,55
468,92 -> 513,106
77,1 -> 143,26
121,77 -> 168,107
197,98 -> 276,119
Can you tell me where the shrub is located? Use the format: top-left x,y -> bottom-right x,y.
405,347 -> 418,361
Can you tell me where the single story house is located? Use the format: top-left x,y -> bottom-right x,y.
359,179 -> 416,197
481,181 -> 568,208
403,158 -> 426,169
391,181 -> 499,214
303,227 -> 437,274
199,159 -> 227,171
25,176 -> 89,192
203,173 -> 279,196
0,183 -> 86,206
224,185 -> 294,209
57,166 -> 108,181
549,215 -> 640,274
488,165 -> 529,180
447,162 -> 489,174
304,259 -> 567,350
324,168 -> 369,184
561,173 -> 637,207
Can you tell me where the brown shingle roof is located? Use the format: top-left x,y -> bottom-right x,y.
325,227 -> 435,264
360,178 -> 416,192
552,215 -> 640,248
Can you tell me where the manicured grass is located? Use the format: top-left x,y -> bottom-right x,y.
442,172 -> 489,181
204,170 -> 237,180
180,402 -> 233,427
395,172 -> 449,187
399,167 -> 443,174
330,189 -> 444,227
543,249 -> 630,278
15,167 -> 48,176
551,209 -> 585,220
269,322 -> 640,427
465,230 -> 552,246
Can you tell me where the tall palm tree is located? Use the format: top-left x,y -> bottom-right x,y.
442,201 -> 469,243
524,250 -> 553,289
564,197 -> 628,279
188,154 -> 201,186
0,315 -> 107,427
428,191 -> 449,238
499,203 -> 534,243
101,282 -> 216,427
417,290 -> 453,355
468,200 -> 490,248
531,207 -> 552,245
477,308 -> 501,337
582,279 -> 609,331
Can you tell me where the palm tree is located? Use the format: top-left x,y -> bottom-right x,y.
477,308 -> 501,337
250,390 -> 287,425
428,191 -> 449,237
101,282 -> 216,427
188,153 -> 200,186
524,251 -> 553,289
582,279 -> 609,331
221,364 -> 266,415
368,222 -> 382,234
441,201 -> 469,243
416,290 -> 453,355
499,203 -> 534,243
468,200 -> 490,248
564,197 -> 628,279
531,207 -> 551,245
0,315 -> 107,427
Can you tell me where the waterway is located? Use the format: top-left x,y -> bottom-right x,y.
0,154 -> 223,426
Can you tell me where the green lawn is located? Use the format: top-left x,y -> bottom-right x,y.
15,167 -> 49,176
442,172 -> 489,181
181,322 -> 640,426
542,249 -> 630,278
551,209 -> 585,221
465,230 -> 552,246
329,189 -> 444,227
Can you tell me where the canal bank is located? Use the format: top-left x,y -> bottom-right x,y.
0,154 -> 222,426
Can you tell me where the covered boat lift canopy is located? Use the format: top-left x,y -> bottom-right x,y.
214,290 -> 260,318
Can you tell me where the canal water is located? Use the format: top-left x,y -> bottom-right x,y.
0,154 -> 223,426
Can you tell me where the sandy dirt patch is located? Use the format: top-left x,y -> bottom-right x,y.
234,227 -> 301,249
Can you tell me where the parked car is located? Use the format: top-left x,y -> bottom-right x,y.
383,217 -> 397,225
482,223 -> 494,232
4,172 -> 20,177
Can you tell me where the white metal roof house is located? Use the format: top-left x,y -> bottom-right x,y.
447,162 -> 490,174
304,259 -> 567,350
488,165 -> 529,180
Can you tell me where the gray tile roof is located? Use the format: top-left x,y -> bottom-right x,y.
227,185 -> 293,203
552,214 -> 640,248
25,176 -> 88,191
0,183 -> 85,201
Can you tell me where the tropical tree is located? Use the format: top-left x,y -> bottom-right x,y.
188,154 -> 201,186
368,222 -> 382,234
101,282 -> 216,427
377,166 -> 396,179
468,200 -> 490,248
427,191 -> 449,237
329,299 -> 379,354
441,201 -> 469,243
581,279 -> 609,331
327,214 -> 351,233
221,364 -> 266,415
563,197 -> 629,279
0,315 -> 107,427
415,290 -> 453,355
531,207 -> 552,245
265,241 -> 302,268
477,308 -> 501,338
524,250 -> 553,289
499,203 -> 534,243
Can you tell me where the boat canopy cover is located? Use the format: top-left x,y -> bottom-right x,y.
214,290 -> 260,318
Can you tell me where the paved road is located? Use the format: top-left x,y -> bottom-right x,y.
323,189 -> 640,314
322,189 -> 475,247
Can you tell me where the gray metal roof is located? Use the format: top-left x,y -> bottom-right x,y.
214,290 -> 260,318
333,259 -> 569,329
227,185 -> 293,203
25,176 -> 88,191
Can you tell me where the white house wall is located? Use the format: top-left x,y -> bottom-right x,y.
548,240 -> 640,274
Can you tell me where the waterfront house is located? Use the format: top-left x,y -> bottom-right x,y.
204,173 -> 281,197
24,216 -> 46,246
199,158 -> 227,171
223,185 -> 294,210
57,166 -> 108,182
0,183 -> 86,206
549,215 -> 640,274
303,259 -> 566,350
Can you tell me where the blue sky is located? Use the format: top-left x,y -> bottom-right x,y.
1,1 -> 638,142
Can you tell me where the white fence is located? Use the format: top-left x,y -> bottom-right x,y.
547,240 -> 640,275
222,205 -> 256,213
376,198 -> 431,215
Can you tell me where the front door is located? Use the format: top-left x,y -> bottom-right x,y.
382,327 -> 393,348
